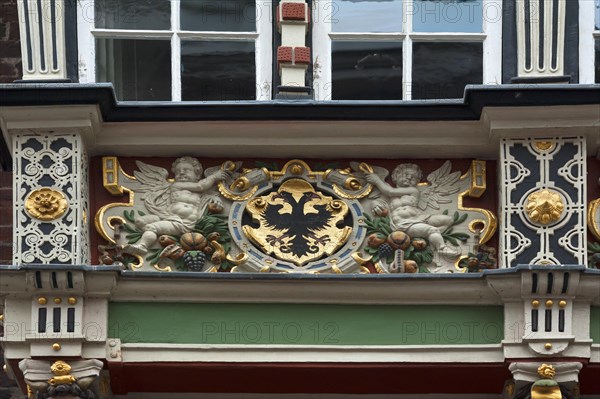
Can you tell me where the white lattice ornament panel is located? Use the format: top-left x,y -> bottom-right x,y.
500,137 -> 586,267
13,134 -> 90,264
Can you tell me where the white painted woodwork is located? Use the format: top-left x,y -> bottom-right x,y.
580,0 -> 598,83
17,0 -> 68,80
120,342 -> 504,363
278,1 -> 310,87
516,0 -> 566,78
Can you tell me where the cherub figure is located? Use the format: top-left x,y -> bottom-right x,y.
124,157 -> 229,256
365,161 -> 461,258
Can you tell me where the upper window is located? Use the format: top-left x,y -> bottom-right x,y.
78,0 -> 272,101
313,0 -> 501,100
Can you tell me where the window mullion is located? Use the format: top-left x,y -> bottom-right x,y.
579,0 -> 597,83
403,0 -> 413,100
314,0 -> 333,101
255,0 -> 272,100
77,0 -> 95,83
483,0 -> 502,85
172,0 -> 181,101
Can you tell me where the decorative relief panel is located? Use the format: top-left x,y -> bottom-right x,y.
588,155 -> 600,269
13,134 -> 89,264
500,138 -> 587,267
96,158 -> 496,274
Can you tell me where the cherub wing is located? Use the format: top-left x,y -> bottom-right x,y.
349,162 -> 389,199
133,161 -> 172,219
418,161 -> 461,210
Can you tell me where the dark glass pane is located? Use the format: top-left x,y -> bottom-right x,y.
96,39 -> 171,101
332,41 -> 403,100
95,0 -> 170,30
181,41 -> 255,101
596,0 -> 600,30
413,0 -> 483,33
331,0 -> 402,32
596,40 -> 600,83
181,0 -> 256,32
412,42 -> 482,99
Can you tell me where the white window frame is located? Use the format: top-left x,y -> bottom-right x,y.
77,0 -> 273,101
312,0 -> 502,101
580,0 -> 599,83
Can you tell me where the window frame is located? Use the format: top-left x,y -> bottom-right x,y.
77,0 -> 273,101
581,0 -> 600,83
312,0 -> 502,101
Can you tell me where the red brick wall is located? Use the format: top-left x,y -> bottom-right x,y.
0,171 -> 12,264
0,0 -> 22,83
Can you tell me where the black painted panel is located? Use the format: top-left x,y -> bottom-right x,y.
511,215 -> 538,265
548,142 -> 578,203
65,0 -> 79,82
564,0 -> 579,82
551,212 -> 579,264
509,144 -> 538,205
502,0 -> 517,83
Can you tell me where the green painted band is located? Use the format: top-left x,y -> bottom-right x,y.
108,303 -> 504,345
591,307 -> 600,343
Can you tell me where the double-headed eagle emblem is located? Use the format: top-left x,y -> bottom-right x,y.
243,179 -> 352,266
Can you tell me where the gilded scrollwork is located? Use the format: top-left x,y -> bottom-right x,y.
96,157 -> 496,274
588,168 -> 600,268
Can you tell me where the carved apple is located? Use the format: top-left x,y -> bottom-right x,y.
375,207 -> 389,217
159,235 -> 177,247
411,238 -> 427,250
367,233 -> 386,248
208,202 -> 224,214
387,231 -> 411,250
404,260 -> 418,273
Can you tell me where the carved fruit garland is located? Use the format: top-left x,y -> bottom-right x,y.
124,212 -> 233,271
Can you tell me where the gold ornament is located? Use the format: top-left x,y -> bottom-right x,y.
68,297 -> 77,305
533,141 -> 556,153
290,164 -> 304,175
54,298 -> 62,304
526,189 -> 564,225
559,300 -> 567,308
52,343 -> 61,351
531,363 -> 561,399
589,197 -> 600,241
48,360 -> 76,386
532,300 -> 540,308
544,343 -> 553,350
546,300 -> 553,308
25,188 -> 68,221
38,297 -> 47,305
538,363 -> 556,380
